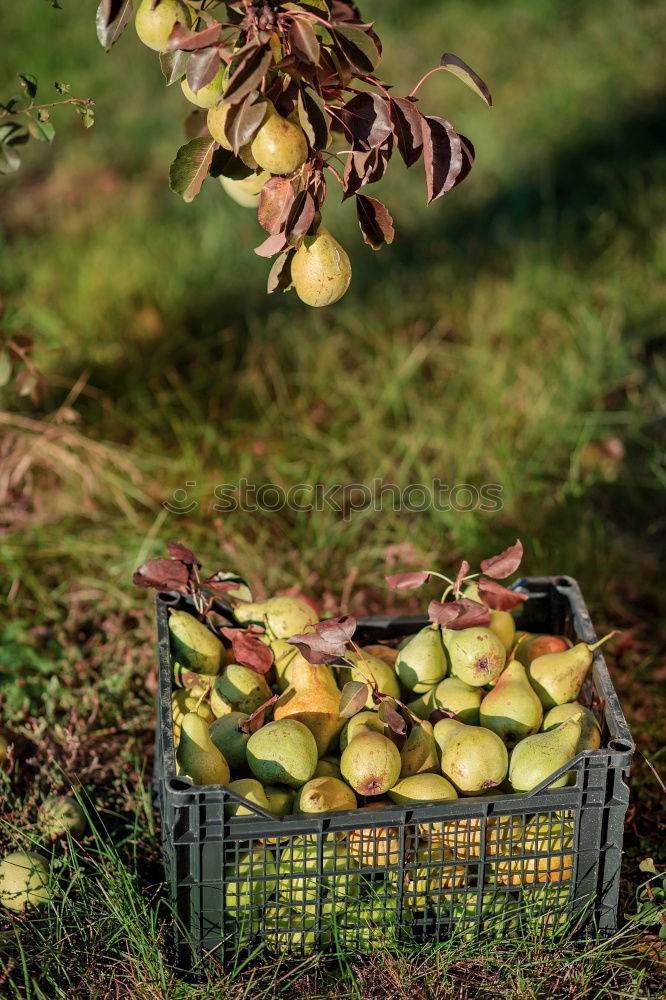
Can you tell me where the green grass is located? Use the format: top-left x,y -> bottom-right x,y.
0,0 -> 665,995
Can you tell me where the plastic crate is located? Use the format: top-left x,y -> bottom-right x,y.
152,576 -> 634,965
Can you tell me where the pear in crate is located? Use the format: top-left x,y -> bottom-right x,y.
542,703 -> 601,750
463,582 -> 516,653
362,644 -> 399,667
168,609 -> 224,675
408,845 -> 467,909
434,718 -> 508,795
396,626 -> 448,693
508,711 -> 584,792
349,802 -> 403,866
339,650 -> 400,706
406,687 -> 437,720
446,626 -> 506,687
278,835 -> 360,908
176,712 -> 230,785
437,815 -> 508,858
294,776 -> 357,814
479,659 -> 543,746
388,772 -> 457,806
314,756 -> 342,779
339,711 -> 386,752
274,659 -> 344,756
226,778 -> 271,817
399,720 -> 439,778
0,851 -> 51,912
432,677 -> 483,725
210,664 -> 271,717
263,907 -> 332,954
234,595 -> 318,639
341,730 -> 401,796
209,711 -> 251,773
264,784 -> 295,817
247,719 -> 318,788
528,634 -> 615,708
225,845 -> 276,910
516,634 -> 572,666
172,688 -> 214,743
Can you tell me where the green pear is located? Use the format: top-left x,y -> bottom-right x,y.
542,703 -> 601,750
172,689 -> 214,743
340,730 -> 401,796
38,795 -> 87,839
172,662 -> 213,690
349,803 -> 402,866
264,784 -> 295,817
387,772 -> 457,805
134,0 -> 190,52
181,64 -> 226,108
263,906 -> 331,954
277,835 -> 360,908
314,756 -> 342,779
225,846 -> 276,909
210,664 -> 271,717
208,711 -> 251,772
508,711 -> 584,792
339,710 -> 385,752
433,718 -> 508,795
176,712 -> 230,785
406,687 -> 437,720
250,101 -> 308,175
273,659 -> 344,755
219,171 -> 270,207
479,659 -> 543,747
226,777 -> 271,817
291,227 -> 352,308
431,677 -> 483,725
463,582 -> 516,653
339,650 -> 401,706
168,609 -> 224,675
399,721 -> 439,778
207,103 -> 232,148
246,719 -> 318,788
528,636 -> 613,708
395,626 -> 448,693
0,851 -> 50,912
294,776 -> 357,814
234,595 -> 318,638
445,626 -> 506,687
408,845 -> 467,909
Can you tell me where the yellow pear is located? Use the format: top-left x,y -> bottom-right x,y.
294,776 -> 357,814
134,0 -> 190,52
508,711 -> 584,792
340,730 -> 401,796
176,712 -> 230,785
219,171 -> 270,208
246,719 -> 318,788
338,650 -> 400,706
250,101 -> 308,175
207,103 -> 232,147
209,711 -> 251,773
445,626 -> 506,687
434,718 -> 508,795
349,801 -> 404,866
0,851 -> 50,912
273,659 -> 344,756
226,778 -> 271,817
314,756 -> 342,779
339,710 -> 385,752
396,626 -> 448,693
387,772 -> 457,806
291,227 -> 352,308
528,636 -> 613,708
479,659 -> 543,747
542,703 -> 601,750
463,582 -> 516,653
168,609 -> 224,675
172,688 -> 214,744
181,64 -> 226,109
210,663 -> 271,717
264,784 -> 295,817
431,677 -> 483,725
399,721 -> 439,778
234,595 -> 318,638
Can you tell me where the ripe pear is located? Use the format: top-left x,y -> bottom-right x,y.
263,907 -> 331,954
172,689 -> 214,743
278,835 -> 360,907
246,719 -> 318,788
508,711 -> 584,792
528,637 -> 612,708
172,662 -> 213,689
479,659 -> 543,747
542,703 -> 601,751
314,756 -> 342,780
226,777 -> 271,817
250,101 -> 308,175
388,772 -> 457,805
516,634 -> 572,666
434,718 -> 508,795
349,802 -> 402,866
362,644 -> 399,667
134,0 -> 190,52
234,595 -> 318,638
463,582 -> 516,653
210,664 -> 271,717
273,659 -> 344,756
225,845 -> 276,909
399,721 -> 439,778
446,626 -> 506,687
431,677 -> 483,725
176,712 -> 230,785
209,711 -> 250,772
219,170 -> 270,207
264,784 -> 295,817
406,687 -> 437,720
0,851 -> 50,912
340,730 -> 401,796
339,710 -> 385,752
339,650 -> 400,706
436,815 -> 508,858
181,64 -> 226,108
396,626 -> 448,693
207,103 -> 232,148
294,776 -> 357,814
38,795 -> 87,839
291,227 -> 352,308
169,609 -> 224,675
408,845 -> 466,908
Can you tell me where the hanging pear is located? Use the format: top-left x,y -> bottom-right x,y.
433,718 -> 508,796
176,712 -> 230,786
181,64 -> 226,108
219,171 -> 270,208
396,626 -> 448,693
135,0 -> 190,52
250,101 -> 308,175
273,659 -> 344,756
338,650 -> 400,706
479,659 -> 543,747
508,711 -> 584,792
291,227 -> 352,308
431,677 -> 483,725
234,595 -> 318,639
542,703 -> 601,751
445,626 -> 506,687
528,634 -> 615,708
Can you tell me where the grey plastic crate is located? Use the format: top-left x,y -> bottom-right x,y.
152,576 -> 634,965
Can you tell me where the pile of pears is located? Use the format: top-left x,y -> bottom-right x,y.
167,592 -> 608,947
133,0 -> 352,308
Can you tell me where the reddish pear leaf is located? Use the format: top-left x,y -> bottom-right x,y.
133,558 -> 190,592
333,24 -> 381,73
169,137 -> 216,203
167,22 -> 222,51
477,580 -> 527,611
167,541 -> 200,567
451,133 -> 475,189
339,680 -> 370,718
421,115 -> 462,204
453,559 -> 471,597
219,627 -> 274,674
285,189 -> 316,242
298,87 -> 331,149
223,46 -> 272,105
289,17 -> 320,65
186,47 -> 221,94
225,95 -> 266,155
342,149 -> 372,197
238,693 -> 279,734
428,598 -> 490,629
254,231 -> 289,258
439,53 -> 492,107
356,194 -> 394,250
101,0 -> 127,24
96,0 -> 132,51
258,176 -> 295,234
267,249 -> 295,293
385,570 -> 431,590
201,577 -> 240,595
287,615 -> 357,663
160,49 -> 189,87
480,540 -> 523,579
389,97 -> 423,167
337,92 -> 392,150
378,700 -> 407,735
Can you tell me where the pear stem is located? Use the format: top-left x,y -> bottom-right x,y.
588,630 -> 620,652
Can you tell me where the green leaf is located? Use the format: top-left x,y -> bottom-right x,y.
18,74 -> 38,100
0,350 -> 13,387
639,858 -> 659,876
54,81 -> 70,95
27,117 -> 56,142
0,145 -> 22,175
339,680 -> 370,718
439,53 -> 492,107
77,103 -> 95,128
169,136 -> 216,202
160,49 -> 189,86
